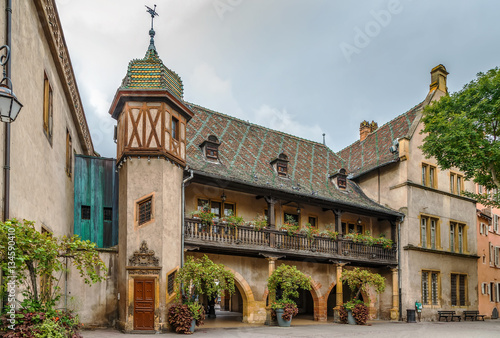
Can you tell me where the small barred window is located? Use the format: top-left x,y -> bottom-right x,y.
138,197 -> 152,226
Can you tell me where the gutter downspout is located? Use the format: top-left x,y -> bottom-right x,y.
3,0 -> 12,221
181,168 -> 193,268
398,215 -> 404,321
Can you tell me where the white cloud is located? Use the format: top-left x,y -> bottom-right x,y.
187,62 -> 244,118
252,105 -> 326,144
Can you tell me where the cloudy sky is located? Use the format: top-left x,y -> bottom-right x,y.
56,0 -> 500,158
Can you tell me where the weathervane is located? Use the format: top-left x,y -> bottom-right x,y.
145,5 -> 159,51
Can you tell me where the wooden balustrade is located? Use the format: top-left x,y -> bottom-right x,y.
184,218 -> 396,263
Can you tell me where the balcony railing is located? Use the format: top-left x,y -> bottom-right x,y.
184,218 -> 396,264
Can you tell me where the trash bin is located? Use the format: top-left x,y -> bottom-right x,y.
407,309 -> 416,323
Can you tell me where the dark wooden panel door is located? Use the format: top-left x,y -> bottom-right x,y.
134,278 -> 155,330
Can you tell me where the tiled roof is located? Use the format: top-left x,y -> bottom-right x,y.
120,49 -> 184,99
185,103 -> 401,216
337,102 -> 424,176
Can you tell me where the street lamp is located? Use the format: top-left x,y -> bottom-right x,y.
0,45 -> 22,123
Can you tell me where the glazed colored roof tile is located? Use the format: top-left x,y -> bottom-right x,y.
121,49 -> 184,99
185,103 -> 401,216
337,102 -> 423,177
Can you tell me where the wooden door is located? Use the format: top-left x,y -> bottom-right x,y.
134,278 -> 155,330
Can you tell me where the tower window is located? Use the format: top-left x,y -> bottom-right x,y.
137,195 -> 154,226
172,117 -> 179,141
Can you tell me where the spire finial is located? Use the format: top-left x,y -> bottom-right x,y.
145,5 -> 159,52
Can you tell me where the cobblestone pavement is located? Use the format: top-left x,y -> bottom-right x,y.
82,320 -> 500,338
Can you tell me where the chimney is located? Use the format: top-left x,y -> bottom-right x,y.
429,64 -> 448,94
359,120 -> 378,142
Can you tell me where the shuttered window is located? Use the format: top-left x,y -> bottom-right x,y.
43,73 -> 53,143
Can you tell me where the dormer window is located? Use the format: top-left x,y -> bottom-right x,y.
330,168 -> 348,190
271,153 -> 289,178
200,135 -> 221,162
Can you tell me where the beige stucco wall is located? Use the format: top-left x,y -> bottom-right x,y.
0,1 -> 84,236
117,157 -> 184,331
66,250 -> 118,327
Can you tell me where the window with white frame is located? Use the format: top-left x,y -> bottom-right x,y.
490,282 -> 495,302
480,222 -> 488,236
495,246 -> 500,267
494,215 -> 499,233
482,282 -> 488,295
490,242 -> 494,265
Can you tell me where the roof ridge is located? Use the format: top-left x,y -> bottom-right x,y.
186,101 -> 340,156
336,101 -> 424,154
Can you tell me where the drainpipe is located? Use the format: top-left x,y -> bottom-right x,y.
3,0 -> 12,221
398,216 -> 404,321
181,168 -> 193,268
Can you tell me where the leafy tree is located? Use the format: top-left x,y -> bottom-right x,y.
421,67 -> 500,207
0,219 -> 107,311
342,267 -> 385,301
176,255 -> 235,301
267,264 -> 311,306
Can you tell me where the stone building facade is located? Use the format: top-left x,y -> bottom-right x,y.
338,65 -> 479,320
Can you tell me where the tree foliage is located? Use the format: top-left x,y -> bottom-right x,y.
267,264 -> 311,306
176,255 -> 235,301
421,67 -> 500,207
0,219 -> 107,308
342,267 -> 386,301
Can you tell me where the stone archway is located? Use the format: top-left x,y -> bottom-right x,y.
224,267 -> 265,323
324,280 -> 371,321
261,276 -> 325,322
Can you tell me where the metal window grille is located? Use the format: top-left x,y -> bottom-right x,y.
459,275 -> 466,306
81,205 -> 91,220
431,272 -> 439,305
168,271 -> 176,295
422,271 -> 429,304
451,274 -> 457,306
138,198 -> 152,225
103,207 -> 112,222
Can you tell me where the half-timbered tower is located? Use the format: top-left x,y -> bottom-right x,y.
109,23 -> 194,330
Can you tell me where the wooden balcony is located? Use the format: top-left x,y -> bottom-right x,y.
184,219 -> 397,266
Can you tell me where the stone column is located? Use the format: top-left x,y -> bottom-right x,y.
265,197 -> 277,228
332,262 -> 346,323
265,256 -> 280,325
390,268 -> 399,320
333,209 -> 343,234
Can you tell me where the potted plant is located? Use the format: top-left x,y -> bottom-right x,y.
267,264 -> 311,327
222,211 -> 244,234
340,268 -> 386,325
169,255 -> 235,333
279,215 -> 299,236
190,205 -> 216,231
250,214 -> 268,231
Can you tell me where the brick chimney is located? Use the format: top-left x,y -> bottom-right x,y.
429,64 -> 448,94
359,120 -> 378,141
